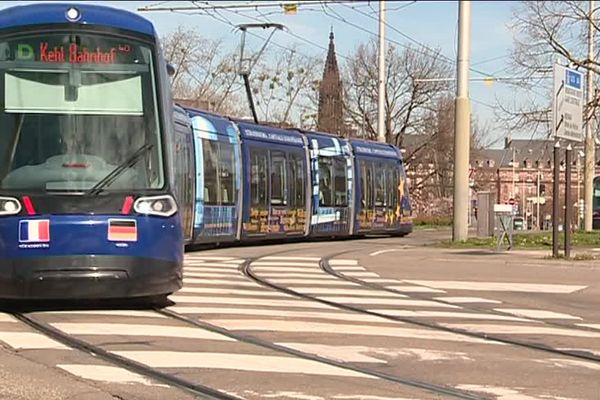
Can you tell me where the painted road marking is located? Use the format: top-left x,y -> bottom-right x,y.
184,256 -> 235,261
184,272 -> 241,278
51,323 -> 235,341
332,266 -> 367,271
252,267 -> 328,273
435,297 -> 502,304
318,297 -> 459,308
289,288 -> 406,297
0,331 -> 70,349
208,319 -> 496,344
444,324 -> 600,338
367,310 -> 528,322
183,278 -> 256,287
334,272 -> 381,277
369,249 -> 405,256
494,309 -> 582,320
252,262 -> 320,267
361,279 -> 405,284
275,343 -> 386,363
170,296 -> 333,309
262,279 -> 359,286
404,280 -> 587,294
576,324 -> 600,330
260,271 -> 378,278
57,364 -> 168,387
455,384 -> 569,400
41,310 -> 167,319
387,286 -> 446,293
168,306 -> 390,323
184,263 -> 240,268
0,313 -> 16,323
329,259 -> 359,266
261,256 -> 322,261
177,288 -> 285,297
113,351 -> 374,378
541,358 -> 600,371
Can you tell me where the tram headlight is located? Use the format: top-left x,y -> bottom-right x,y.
133,195 -> 177,217
0,197 -> 21,216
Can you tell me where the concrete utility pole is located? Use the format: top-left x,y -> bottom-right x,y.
584,0 -> 596,231
377,0 -> 386,143
452,0 -> 472,241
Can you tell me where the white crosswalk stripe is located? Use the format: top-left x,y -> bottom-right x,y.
3,254 -> 594,399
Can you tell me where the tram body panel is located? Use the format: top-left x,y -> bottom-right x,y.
237,123 -> 309,241
351,140 -> 412,235
185,110 -> 241,244
303,132 -> 353,237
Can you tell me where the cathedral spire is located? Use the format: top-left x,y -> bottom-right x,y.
317,28 -> 344,136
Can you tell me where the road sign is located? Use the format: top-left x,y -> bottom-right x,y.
552,63 -> 584,142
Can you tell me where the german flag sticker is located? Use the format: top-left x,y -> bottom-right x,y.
108,219 -> 137,242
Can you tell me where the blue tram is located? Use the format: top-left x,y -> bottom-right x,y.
0,3 -> 183,299
175,106 -> 413,246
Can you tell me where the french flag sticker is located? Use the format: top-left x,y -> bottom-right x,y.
19,220 -> 50,243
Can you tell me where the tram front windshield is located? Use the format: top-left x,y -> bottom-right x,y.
0,32 -> 164,193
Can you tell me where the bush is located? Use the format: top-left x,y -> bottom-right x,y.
413,215 -> 453,226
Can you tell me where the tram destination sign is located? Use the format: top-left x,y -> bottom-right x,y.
552,63 -> 584,142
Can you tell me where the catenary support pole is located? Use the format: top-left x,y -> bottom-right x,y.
452,0 -> 472,242
377,0 -> 386,143
584,0 -> 595,231
553,141 -> 561,258
565,145 -> 573,258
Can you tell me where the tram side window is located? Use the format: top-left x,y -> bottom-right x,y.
391,166 -> 399,209
385,165 -> 395,210
360,160 -> 373,209
219,143 -> 235,205
318,157 -> 333,206
250,148 -> 268,207
333,158 -> 347,207
202,139 -> 236,205
270,150 -> 287,206
202,139 -> 219,205
375,162 -> 385,207
295,155 -> 305,208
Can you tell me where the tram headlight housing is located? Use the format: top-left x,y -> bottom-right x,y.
0,197 -> 21,216
133,195 -> 177,217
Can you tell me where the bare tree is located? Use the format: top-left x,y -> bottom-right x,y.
250,46 -> 322,128
500,0 -> 598,135
343,39 -> 452,149
161,26 -> 242,114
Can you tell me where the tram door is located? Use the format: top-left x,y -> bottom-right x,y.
357,159 -> 400,232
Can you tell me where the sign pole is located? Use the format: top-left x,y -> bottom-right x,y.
565,144 -> 573,258
552,141 -> 561,258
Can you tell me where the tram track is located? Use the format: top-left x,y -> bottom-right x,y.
321,252 -> 600,335
12,311 -> 241,400
241,246 -> 600,367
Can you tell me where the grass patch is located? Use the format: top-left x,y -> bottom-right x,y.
435,231 -> 600,249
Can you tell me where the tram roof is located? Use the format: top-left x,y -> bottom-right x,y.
184,107 -> 239,141
236,121 -> 305,147
349,138 -> 401,160
0,3 -> 156,36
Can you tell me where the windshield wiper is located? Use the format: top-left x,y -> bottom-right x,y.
86,143 -> 154,196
